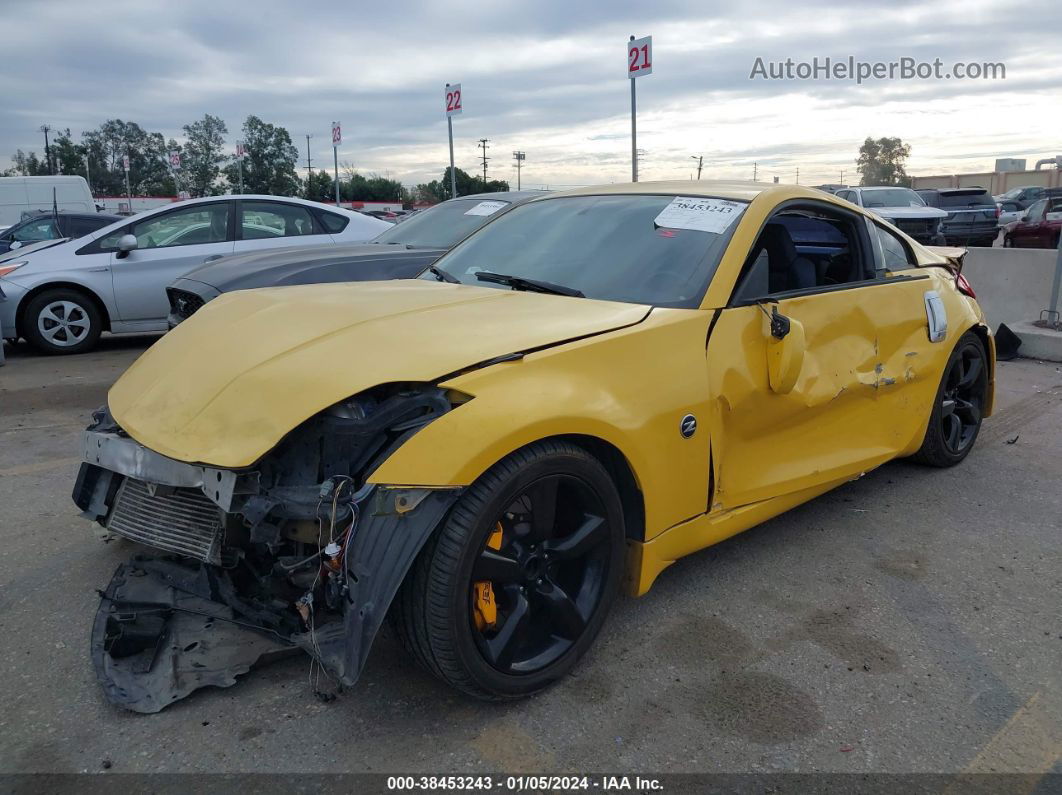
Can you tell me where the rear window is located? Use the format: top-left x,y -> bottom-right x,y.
936,191 -> 994,209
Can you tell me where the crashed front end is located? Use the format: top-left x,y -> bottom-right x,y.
73,383 -> 463,713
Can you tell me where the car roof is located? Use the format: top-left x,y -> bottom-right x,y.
451,190 -> 548,202
858,186 -> 915,192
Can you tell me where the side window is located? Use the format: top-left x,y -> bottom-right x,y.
836,190 -> 853,203
1026,199 -> 1047,222
240,201 -> 318,239
99,204 -> 231,251
732,206 -> 870,302
874,224 -> 916,270
317,211 -> 350,234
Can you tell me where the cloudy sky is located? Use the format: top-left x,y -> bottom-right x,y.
4,0 -> 1060,189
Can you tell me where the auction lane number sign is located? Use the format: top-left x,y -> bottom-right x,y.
445,83 -> 463,117
332,122 -> 342,147
168,151 -> 181,170
628,35 -> 652,77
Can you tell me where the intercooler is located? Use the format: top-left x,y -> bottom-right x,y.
105,477 -> 224,564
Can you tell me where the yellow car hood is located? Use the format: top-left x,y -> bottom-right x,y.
109,280 -> 650,467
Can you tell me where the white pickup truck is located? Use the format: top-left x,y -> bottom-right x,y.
834,186 -> 947,245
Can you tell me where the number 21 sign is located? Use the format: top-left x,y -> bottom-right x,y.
627,35 -> 652,78
445,83 -> 463,117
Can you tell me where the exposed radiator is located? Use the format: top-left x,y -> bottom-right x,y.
106,477 -> 224,564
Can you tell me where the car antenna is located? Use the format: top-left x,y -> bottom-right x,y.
52,187 -> 59,230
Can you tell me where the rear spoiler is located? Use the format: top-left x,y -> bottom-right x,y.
923,245 -> 967,274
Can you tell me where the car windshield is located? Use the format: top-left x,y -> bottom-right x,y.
999,187 -> 1026,200
372,198 -> 512,248
861,189 -> 925,208
427,194 -> 744,308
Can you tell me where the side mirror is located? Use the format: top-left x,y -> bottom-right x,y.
9,240 -> 22,250
762,305 -> 805,394
1020,214 -> 1029,222
115,234 -> 138,258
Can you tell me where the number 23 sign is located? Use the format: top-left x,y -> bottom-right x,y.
627,35 -> 652,78
445,83 -> 463,117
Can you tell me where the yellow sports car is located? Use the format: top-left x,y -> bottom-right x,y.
74,182 -> 993,711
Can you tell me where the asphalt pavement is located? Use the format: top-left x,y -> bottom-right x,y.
0,334 -> 1059,780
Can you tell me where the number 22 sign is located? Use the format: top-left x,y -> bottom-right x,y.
445,83 -> 463,117
627,35 -> 652,78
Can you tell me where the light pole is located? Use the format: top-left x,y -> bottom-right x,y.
39,125 -> 53,175
304,134 -> 313,199
512,151 -> 525,190
690,155 -> 703,180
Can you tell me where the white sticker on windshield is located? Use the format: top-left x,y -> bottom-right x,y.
464,200 -> 508,217
654,197 -> 745,234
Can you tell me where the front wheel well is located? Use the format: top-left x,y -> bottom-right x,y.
539,434 -> 646,543
16,282 -> 112,338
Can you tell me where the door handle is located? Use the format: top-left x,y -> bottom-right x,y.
87,266 -> 110,272
203,255 -> 224,263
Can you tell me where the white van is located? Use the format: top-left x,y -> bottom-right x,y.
0,176 -> 97,230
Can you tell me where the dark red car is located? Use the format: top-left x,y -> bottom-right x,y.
1003,196 -> 1062,248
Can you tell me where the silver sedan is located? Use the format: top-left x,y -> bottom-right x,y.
0,195 -> 390,354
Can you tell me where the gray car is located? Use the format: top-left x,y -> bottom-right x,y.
0,195 -> 389,354
166,191 -> 544,327
834,186 -> 947,244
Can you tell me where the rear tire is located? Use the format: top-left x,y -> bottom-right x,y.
911,331 -> 988,467
23,288 -> 102,355
390,440 -> 625,700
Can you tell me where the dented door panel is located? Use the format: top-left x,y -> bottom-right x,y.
707,278 -> 943,510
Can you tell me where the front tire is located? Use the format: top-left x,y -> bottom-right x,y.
911,331 -> 988,467
391,440 -> 625,700
23,288 -> 102,355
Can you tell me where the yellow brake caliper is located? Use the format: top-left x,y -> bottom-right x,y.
473,522 -> 505,631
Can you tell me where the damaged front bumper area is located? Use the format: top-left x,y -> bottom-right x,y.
74,387 -> 463,712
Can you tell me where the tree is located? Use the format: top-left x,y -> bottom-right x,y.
81,120 -> 177,196
856,137 -> 912,186
304,169 -> 335,203
222,115 -> 299,196
181,114 -> 228,197
413,167 -> 509,204
9,150 -> 48,176
50,129 -> 86,178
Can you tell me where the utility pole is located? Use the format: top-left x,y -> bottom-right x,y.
304,134 -> 313,199
39,125 -> 53,175
840,168 -> 845,185
796,167 -> 800,185
512,151 -> 525,190
690,155 -> 703,179
753,162 -> 758,181
478,139 -> 490,185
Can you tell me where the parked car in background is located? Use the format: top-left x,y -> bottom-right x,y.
0,195 -> 390,354
0,176 -> 97,230
997,200 -> 1026,227
834,186 -> 947,244
992,185 -> 1047,207
1002,196 -> 1062,248
0,211 -> 121,254
916,188 -> 999,247
166,191 -> 545,326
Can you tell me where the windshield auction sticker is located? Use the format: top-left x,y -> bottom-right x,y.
654,196 -> 746,234
464,200 -> 508,216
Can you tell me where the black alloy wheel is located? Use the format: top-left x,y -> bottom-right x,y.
469,474 -> 612,674
912,331 -> 989,467
390,440 -> 625,699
